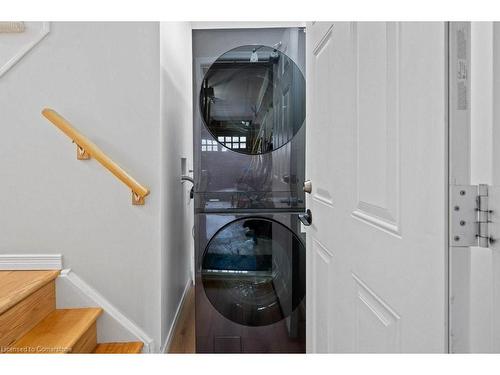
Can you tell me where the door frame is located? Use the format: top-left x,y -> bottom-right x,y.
447,21 -> 500,354
447,21 -> 475,354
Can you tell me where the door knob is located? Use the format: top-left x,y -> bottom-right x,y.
299,209 -> 312,226
303,180 -> 312,194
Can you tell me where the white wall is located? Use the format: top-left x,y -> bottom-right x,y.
0,22 -> 163,350
159,22 -> 194,350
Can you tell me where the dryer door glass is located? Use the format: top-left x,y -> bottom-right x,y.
201,217 -> 305,327
200,45 -> 305,155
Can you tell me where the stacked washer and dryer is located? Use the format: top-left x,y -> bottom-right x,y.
192,27 -> 306,353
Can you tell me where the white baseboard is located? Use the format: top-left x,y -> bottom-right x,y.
161,279 -> 193,353
57,269 -> 155,353
0,254 -> 62,270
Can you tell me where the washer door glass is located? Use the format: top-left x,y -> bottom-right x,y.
200,45 -> 305,155
202,217 -> 305,327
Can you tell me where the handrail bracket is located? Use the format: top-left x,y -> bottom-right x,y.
75,142 -> 90,160
132,191 -> 145,206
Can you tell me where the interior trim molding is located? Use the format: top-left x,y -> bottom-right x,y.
0,254 -> 62,270
161,279 -> 193,353
58,268 -> 155,353
0,22 -> 50,77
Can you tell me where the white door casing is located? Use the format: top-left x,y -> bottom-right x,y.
451,21 -> 500,353
306,22 -> 448,353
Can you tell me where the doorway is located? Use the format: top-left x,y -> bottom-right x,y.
449,22 -> 500,353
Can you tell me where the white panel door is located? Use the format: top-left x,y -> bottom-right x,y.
305,22 -> 448,353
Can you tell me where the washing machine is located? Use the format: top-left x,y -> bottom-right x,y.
193,29 -> 306,211
195,212 -> 306,353
192,27 -> 306,353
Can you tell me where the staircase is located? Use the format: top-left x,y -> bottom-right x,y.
0,270 -> 143,354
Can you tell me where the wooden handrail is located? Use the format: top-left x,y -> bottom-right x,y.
42,108 -> 150,205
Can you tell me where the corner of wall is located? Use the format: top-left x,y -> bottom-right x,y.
159,21 -> 195,350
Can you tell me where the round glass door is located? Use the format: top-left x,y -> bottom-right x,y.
200,45 -> 305,155
201,217 -> 305,327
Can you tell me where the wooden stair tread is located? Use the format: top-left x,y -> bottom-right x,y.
93,342 -> 144,354
0,270 -> 59,315
10,308 -> 102,353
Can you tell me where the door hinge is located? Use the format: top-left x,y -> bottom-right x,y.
451,184 -> 495,247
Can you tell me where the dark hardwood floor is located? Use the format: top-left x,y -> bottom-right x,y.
168,287 -> 195,353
